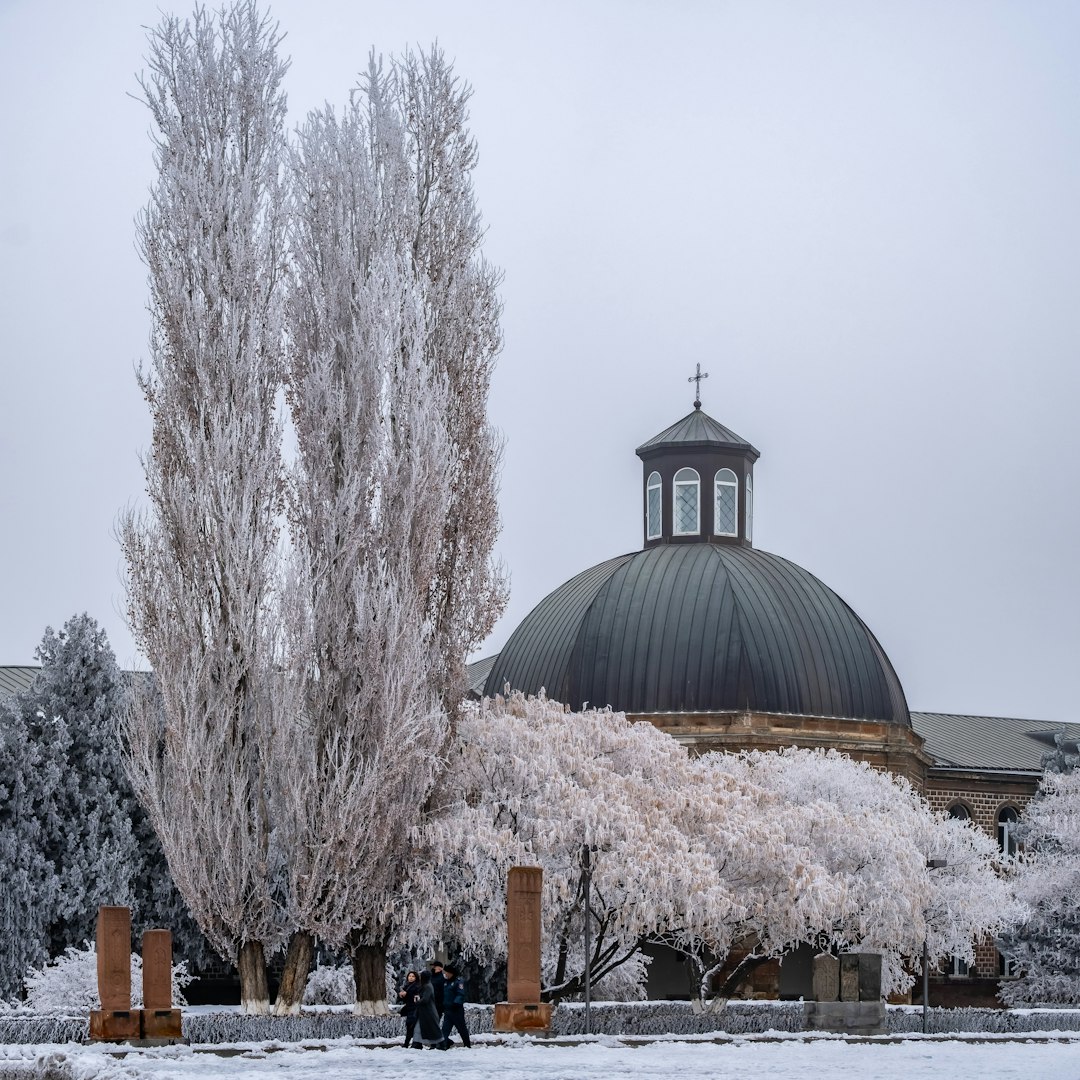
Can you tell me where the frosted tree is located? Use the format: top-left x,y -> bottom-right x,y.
397,49 -> 507,709
0,696 -> 57,999
271,49 -> 504,1014
999,762 -> 1080,1005
119,2 -> 290,1014
406,698 -> 1010,1003
403,693 -> 835,1002
714,748 -> 1012,998
13,617 -> 139,958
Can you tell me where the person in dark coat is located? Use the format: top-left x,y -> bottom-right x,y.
413,970 -> 443,1049
429,960 -> 447,1017
396,970 -> 421,1048
438,963 -> 472,1049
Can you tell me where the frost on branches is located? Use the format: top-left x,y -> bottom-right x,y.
273,47 -> 504,1013
999,763 -> 1080,1005
405,693 -> 1010,1003
120,1 -> 504,1016
119,2 -> 290,1014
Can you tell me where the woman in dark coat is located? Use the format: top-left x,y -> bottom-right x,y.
397,970 -> 421,1047
414,970 -> 443,1049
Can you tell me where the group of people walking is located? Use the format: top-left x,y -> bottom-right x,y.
396,960 -> 472,1050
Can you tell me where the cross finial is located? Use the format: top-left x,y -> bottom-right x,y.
688,363 -> 709,409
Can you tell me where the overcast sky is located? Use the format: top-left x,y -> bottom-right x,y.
1,0 -> 1077,723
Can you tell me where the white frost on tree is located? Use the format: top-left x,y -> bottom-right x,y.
119,2 -> 290,1014
404,695 -> 1010,1003
999,765 -> 1080,1005
271,48 -> 504,1014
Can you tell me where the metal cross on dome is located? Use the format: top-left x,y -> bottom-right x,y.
688,363 -> 709,409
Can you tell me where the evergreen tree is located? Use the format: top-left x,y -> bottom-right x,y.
20,615 -> 138,956
0,696 -> 58,998
0,614 -> 212,1000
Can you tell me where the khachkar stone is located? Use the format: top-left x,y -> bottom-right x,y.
90,906 -> 141,1042
494,867 -> 553,1033
141,930 -> 183,1041
839,953 -> 860,1002
812,953 -> 840,1002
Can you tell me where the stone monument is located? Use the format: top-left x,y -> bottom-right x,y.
140,929 -> 182,1041
804,951 -> 886,1035
493,867 -> 553,1033
89,906 -> 140,1042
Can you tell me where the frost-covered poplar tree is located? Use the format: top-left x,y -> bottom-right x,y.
999,760 -> 1080,1005
119,2 -> 289,1014
273,49 -> 504,1014
397,49 -> 507,709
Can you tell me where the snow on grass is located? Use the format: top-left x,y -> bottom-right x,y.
4,1036 -> 1080,1080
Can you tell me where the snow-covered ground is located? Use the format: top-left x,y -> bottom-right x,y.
5,1034 -> 1080,1080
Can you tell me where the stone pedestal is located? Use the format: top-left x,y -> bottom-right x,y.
493,1001 -> 553,1032
141,1009 -> 184,1041
89,1009 -> 141,1042
804,1000 -> 886,1035
494,867 -> 553,1034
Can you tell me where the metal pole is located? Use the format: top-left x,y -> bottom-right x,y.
583,843 -> 592,1035
922,938 -> 929,1034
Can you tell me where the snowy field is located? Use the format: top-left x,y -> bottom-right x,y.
5,1035 -> 1080,1080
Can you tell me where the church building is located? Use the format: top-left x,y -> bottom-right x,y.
469,383 -> 1078,1001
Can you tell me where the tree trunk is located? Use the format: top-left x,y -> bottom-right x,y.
351,941 -> 389,1016
713,952 -> 771,1002
237,939 -> 270,1015
273,931 -> 314,1015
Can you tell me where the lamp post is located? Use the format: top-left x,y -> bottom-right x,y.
923,858 -> 947,1034
582,843 -> 593,1035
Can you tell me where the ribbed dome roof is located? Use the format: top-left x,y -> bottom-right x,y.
483,544 -> 910,725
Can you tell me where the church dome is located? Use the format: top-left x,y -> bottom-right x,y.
482,543 -> 910,724
483,390 -> 910,726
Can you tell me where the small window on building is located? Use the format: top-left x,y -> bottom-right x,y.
947,802 -> 971,821
673,468 -> 700,535
745,473 -> 754,542
646,471 -> 662,540
714,468 -> 738,537
998,807 -> 1019,856
949,955 -> 970,978
999,951 -> 1018,978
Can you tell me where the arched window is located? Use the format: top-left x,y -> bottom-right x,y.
714,469 -> 738,537
673,468 -> 700,535
646,471 -> 662,540
998,807 -> 1019,856
947,802 -> 971,821
745,474 -> 754,542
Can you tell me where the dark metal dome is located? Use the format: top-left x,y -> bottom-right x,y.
483,543 -> 910,725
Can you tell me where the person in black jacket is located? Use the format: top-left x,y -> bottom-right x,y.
396,970 -> 421,1048
438,963 -> 472,1049
414,970 -> 443,1049
429,960 -> 447,1017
